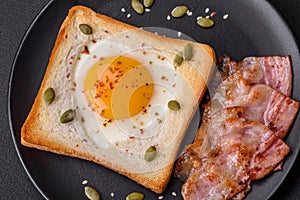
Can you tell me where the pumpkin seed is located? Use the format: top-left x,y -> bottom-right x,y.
171,6 -> 188,18
79,24 -> 93,35
132,0 -> 144,14
144,146 -> 157,162
183,43 -> 193,61
60,109 -> 76,123
126,192 -> 144,200
43,87 -> 55,104
173,51 -> 183,67
84,186 -> 100,200
197,17 -> 215,28
143,0 -> 154,8
168,100 -> 181,111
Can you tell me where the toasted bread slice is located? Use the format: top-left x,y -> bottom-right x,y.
21,6 -> 215,193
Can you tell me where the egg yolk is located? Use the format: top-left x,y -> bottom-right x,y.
84,56 -> 153,120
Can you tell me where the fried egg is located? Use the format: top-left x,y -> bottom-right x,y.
73,35 -> 197,172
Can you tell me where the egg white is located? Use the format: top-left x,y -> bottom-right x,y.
73,38 -> 197,172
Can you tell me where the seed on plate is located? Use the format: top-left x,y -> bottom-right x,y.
171,192 -> 177,196
183,43 -> 193,61
197,17 -> 215,28
187,11 -> 193,16
143,0 -> 154,8
223,13 -> 229,20
132,0 -> 144,14
158,196 -> 164,199
126,192 -> 144,200
82,180 -> 88,185
167,15 -> 171,21
43,87 -> 55,104
168,100 -> 181,111
205,7 -> 210,13
145,8 -> 151,12
127,13 -> 132,18
173,51 -> 183,67
171,5 -> 188,18
84,186 -> 100,200
60,109 -> 76,123
79,24 -> 93,35
121,8 -> 126,13
196,16 -> 202,20
177,31 -> 182,37
144,146 -> 157,162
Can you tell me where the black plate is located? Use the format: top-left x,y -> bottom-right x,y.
9,0 -> 300,199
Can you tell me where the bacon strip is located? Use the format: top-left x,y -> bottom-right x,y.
218,55 -> 292,96
180,108 -> 290,200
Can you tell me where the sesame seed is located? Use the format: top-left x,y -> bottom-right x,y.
205,15 -> 210,18
158,196 -> 164,199
154,32 -> 158,35
177,31 -> 182,38
223,13 -> 229,20
121,8 -> 126,13
127,13 -> 131,18
167,15 -> 171,21
205,7 -> 210,14
145,8 -> 151,12
197,16 -> 202,20
82,180 -> 88,185
111,192 -> 115,197
187,11 -> 193,16
172,192 -> 177,196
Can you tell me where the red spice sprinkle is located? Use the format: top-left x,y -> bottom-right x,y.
99,82 -> 105,87
140,129 -> 144,134
66,73 -> 70,78
129,136 -> 135,139
81,117 -> 85,123
70,56 -> 74,59
76,144 -> 79,147
65,34 -> 68,39
92,39 -> 97,43
82,139 -> 87,142
69,62 -> 73,65
172,83 -> 176,87
72,82 -> 77,87
125,149 -> 129,153
141,42 -> 145,47
93,55 -> 97,59
71,88 -> 75,91
210,12 -> 217,17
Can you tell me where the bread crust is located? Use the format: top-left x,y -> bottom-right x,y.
21,5 -> 215,193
